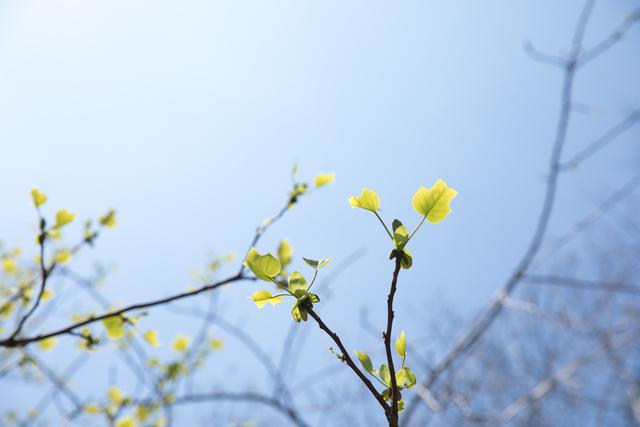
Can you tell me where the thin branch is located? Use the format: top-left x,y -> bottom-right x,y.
305,306 -> 389,412
524,274 -> 640,296
578,9 -> 640,67
401,0 -> 597,422
384,258 -> 403,426
0,273 -> 253,348
559,111 -> 640,172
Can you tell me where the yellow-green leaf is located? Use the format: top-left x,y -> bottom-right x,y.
115,416 -> 136,427
31,188 -> 47,207
302,257 -> 331,270
356,351 -> 373,373
38,336 -> 57,352
251,290 -> 283,308
314,172 -> 336,188
288,271 -> 307,294
277,240 -> 293,267
143,330 -> 160,347
54,250 -> 72,265
348,188 -> 380,212
210,338 -> 223,350
2,258 -> 17,274
172,335 -> 190,352
392,219 -> 409,250
291,300 -> 308,322
411,179 -> 457,223
395,330 -> 406,357
99,210 -> 117,228
54,209 -> 76,228
102,316 -> 126,340
379,364 -> 391,387
243,247 -> 281,281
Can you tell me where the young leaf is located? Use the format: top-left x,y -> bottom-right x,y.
396,368 -> 408,387
171,335 -> 190,353
291,300 -> 308,322
143,330 -> 160,347
392,219 -> 410,250
379,364 -> 391,387
395,330 -> 406,358
314,172 -> 336,188
31,188 -> 47,207
99,210 -> 117,228
411,179 -> 457,223
102,316 -> 126,340
356,351 -> 373,373
243,247 -> 281,281
38,337 -> 57,352
277,240 -> 293,268
54,209 -> 76,229
302,257 -> 331,270
251,290 -> 283,308
404,367 -> 417,388
288,271 -> 307,294
348,188 -> 380,212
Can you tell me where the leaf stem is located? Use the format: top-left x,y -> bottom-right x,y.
374,212 -> 394,240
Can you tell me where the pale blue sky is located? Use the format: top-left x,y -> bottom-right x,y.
1,0 -> 639,425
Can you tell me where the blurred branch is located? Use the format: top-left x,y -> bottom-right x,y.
578,9 -> 640,68
524,274 -> 640,296
559,111 -> 640,172
402,0 -> 601,422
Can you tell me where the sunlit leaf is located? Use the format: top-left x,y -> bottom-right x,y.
395,330 -> 406,358
54,209 -> 76,229
277,239 -> 293,268
31,188 -> 47,207
102,316 -> 126,340
171,335 -> 190,353
348,188 -> 380,212
302,257 -> 331,270
379,364 -> 391,387
210,338 -> 223,350
288,271 -> 307,294
115,416 -> 136,427
99,209 -> 117,228
356,351 -> 373,373
411,179 -> 457,223
251,290 -> 283,308
54,250 -> 72,265
143,330 -> 160,347
392,219 -> 409,250
314,172 -> 336,188
38,337 -> 57,352
243,247 -> 281,281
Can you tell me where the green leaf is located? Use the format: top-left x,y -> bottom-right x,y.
277,240 -> 293,268
251,290 -> 283,308
392,219 -> 410,250
288,271 -> 307,294
396,368 -> 408,387
404,367 -> 417,388
400,249 -> 413,269
379,364 -> 391,387
291,300 -> 308,322
308,293 -> 320,303
356,351 -> 373,373
398,399 -> 405,412
348,188 -> 380,212
411,179 -> 457,223
243,247 -> 281,281
395,330 -> 406,358
303,257 -> 331,270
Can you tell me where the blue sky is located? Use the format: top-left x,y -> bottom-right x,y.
1,0 -> 639,424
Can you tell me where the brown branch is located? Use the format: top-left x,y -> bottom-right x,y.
384,257 -> 403,426
0,273 -> 253,348
305,306 -> 390,413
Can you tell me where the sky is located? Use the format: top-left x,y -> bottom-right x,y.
1,0 -> 639,425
